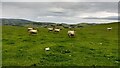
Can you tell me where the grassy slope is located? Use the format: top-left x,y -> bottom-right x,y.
0,26 -> 2,67
2,23 -> 119,66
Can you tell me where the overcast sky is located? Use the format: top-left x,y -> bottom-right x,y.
1,2 -> 119,24
1,0 -> 119,2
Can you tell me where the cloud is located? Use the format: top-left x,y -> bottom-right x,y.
0,3 -> 2,17
83,16 -> 118,20
1,2 -> 118,23
1,0 -> 119,2
49,7 -> 65,13
77,11 -> 118,18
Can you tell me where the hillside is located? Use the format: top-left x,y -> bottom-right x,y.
2,22 -> 119,66
1,18 -> 119,28
1,18 -> 33,26
1,18 -> 56,26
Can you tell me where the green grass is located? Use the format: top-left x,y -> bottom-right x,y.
2,23 -> 119,66
0,26 -> 2,67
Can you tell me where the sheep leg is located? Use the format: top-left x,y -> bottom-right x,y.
108,29 -> 111,31
71,34 -> 75,38
48,30 -> 52,32
68,34 -> 71,38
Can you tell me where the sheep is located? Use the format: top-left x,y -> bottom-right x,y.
48,28 -> 54,32
45,47 -> 50,51
68,30 -> 75,38
28,28 -> 33,31
107,27 -> 112,31
28,29 -> 38,35
54,28 -> 60,32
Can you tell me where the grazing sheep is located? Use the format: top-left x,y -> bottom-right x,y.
107,27 -> 112,31
68,30 -> 75,38
54,28 -> 60,32
45,47 -> 50,51
28,28 -> 33,31
28,29 -> 38,35
48,28 -> 54,32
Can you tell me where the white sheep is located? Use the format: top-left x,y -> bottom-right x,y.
45,47 -> 50,51
107,27 -> 112,31
48,28 -> 54,32
28,28 -> 33,31
54,28 -> 60,32
28,29 -> 38,34
68,30 -> 75,38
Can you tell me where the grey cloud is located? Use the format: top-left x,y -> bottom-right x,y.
83,16 -> 119,20
1,2 -> 118,23
1,0 -> 119,2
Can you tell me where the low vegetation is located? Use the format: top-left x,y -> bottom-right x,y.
2,22 -> 119,66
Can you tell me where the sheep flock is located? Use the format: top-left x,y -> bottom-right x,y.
27,26 -> 112,37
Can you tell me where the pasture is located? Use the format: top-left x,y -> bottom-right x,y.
2,23 -> 119,66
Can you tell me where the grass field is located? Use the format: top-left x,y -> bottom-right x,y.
0,26 -> 2,67
2,23 -> 119,66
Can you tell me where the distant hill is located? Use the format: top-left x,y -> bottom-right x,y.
1,18 -> 34,26
1,18 -> 56,26
1,18 -> 119,28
